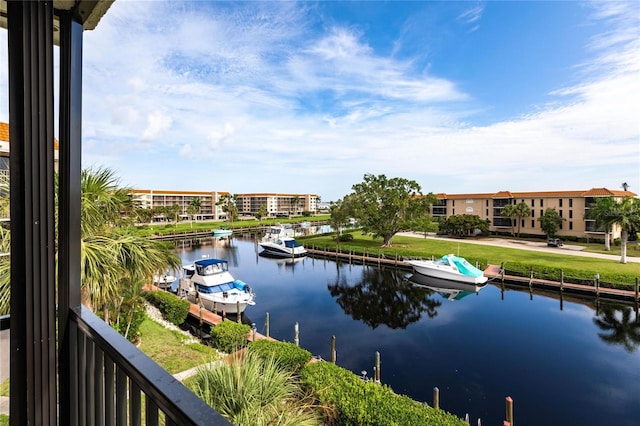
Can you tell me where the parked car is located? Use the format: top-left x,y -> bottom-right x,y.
547,238 -> 563,247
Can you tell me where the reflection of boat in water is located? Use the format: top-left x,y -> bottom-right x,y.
408,254 -> 488,284
259,251 -> 306,266
152,273 -> 177,289
212,228 -> 233,238
406,273 -> 486,301
180,258 -> 255,314
258,225 -> 307,258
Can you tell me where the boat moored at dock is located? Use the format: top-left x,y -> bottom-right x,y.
408,254 -> 488,285
258,225 -> 307,258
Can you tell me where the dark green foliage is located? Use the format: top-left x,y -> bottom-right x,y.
438,214 -> 489,237
503,261 -> 635,288
210,320 -> 251,353
248,339 -> 312,372
300,362 -> 466,425
111,302 -> 146,342
143,290 -> 190,325
336,233 -> 354,242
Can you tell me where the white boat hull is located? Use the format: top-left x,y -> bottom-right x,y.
153,275 -> 176,288
408,260 -> 488,284
258,242 -> 307,258
187,292 -> 254,314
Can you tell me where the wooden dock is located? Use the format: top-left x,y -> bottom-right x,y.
305,247 -> 640,303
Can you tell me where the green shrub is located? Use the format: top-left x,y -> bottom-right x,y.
210,320 -> 251,353
248,339 -> 312,372
143,290 -> 190,326
111,303 -> 146,342
300,361 -> 466,425
335,233 -> 354,242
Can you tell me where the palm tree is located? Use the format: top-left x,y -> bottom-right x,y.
608,197 -> 640,264
80,167 -> 181,321
593,303 -> 640,353
291,195 -> 301,216
0,226 -> 10,315
217,194 -> 239,228
585,197 -> 619,251
622,182 -> 629,191
502,202 -> 531,237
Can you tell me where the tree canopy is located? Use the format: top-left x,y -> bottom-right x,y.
345,174 -> 435,247
537,208 -> 565,238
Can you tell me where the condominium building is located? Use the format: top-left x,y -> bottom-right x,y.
0,121 -> 59,181
235,193 -> 319,217
432,188 -> 636,240
130,189 -> 230,220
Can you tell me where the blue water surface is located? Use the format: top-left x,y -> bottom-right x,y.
172,237 -> 640,426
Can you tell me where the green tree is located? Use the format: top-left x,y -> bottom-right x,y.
291,195 -> 301,216
537,208 -> 565,238
347,174 -> 435,247
169,203 -> 181,225
440,214 -> 489,237
502,202 -> 532,237
255,204 -> 268,222
217,193 -> 239,228
329,197 -> 353,238
585,196 -> 619,251
599,197 -> 640,264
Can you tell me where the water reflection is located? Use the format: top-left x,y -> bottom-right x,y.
327,267 -> 442,329
406,273 -> 487,301
593,302 -> 640,353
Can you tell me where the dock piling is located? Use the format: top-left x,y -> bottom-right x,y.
374,351 -> 381,383
331,335 -> 336,363
236,302 -> 241,323
294,322 -> 299,346
265,312 -> 270,338
635,278 -> 639,302
505,396 -> 514,426
433,387 -> 439,409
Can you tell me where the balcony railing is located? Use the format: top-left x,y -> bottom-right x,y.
69,306 -> 231,425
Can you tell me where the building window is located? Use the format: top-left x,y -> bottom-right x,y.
486,200 -> 489,207
531,210 -> 535,217
540,209 -> 543,217
569,222 -> 573,230
569,210 -> 573,219
531,199 -> 535,207
540,199 -> 544,207
569,199 -> 573,208
486,209 -> 489,216
452,200 -> 455,206
559,199 -> 563,207
559,210 -> 563,217
521,219 -> 525,227
559,224 -> 563,230
531,220 -> 535,228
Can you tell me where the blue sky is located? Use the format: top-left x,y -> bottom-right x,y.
1,1 -> 639,201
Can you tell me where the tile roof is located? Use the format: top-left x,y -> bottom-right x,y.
0,121 -> 59,149
436,188 -> 637,198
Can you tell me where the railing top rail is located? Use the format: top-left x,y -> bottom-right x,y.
70,306 -> 231,426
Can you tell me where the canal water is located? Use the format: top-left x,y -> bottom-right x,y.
171,236 -> 640,426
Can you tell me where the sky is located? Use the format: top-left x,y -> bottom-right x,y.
1,1 -> 639,201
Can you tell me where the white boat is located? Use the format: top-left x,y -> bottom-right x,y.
407,254 -> 488,285
406,273 -> 486,301
180,258 -> 255,314
212,228 -> 233,238
152,273 -> 177,289
258,225 -> 307,258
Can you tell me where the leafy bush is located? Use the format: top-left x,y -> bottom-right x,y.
335,233 -> 354,242
248,339 -> 312,372
210,320 -> 251,353
300,361 -> 466,425
111,303 -> 146,342
143,290 -> 190,326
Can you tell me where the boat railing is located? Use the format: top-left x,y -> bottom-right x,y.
68,305 -> 231,425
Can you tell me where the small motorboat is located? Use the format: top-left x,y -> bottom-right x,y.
212,228 -> 233,238
258,225 -> 307,258
180,258 -> 255,314
152,273 -> 177,289
407,254 -> 488,285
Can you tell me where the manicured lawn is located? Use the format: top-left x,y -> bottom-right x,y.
0,378 -> 7,396
137,318 -> 220,375
301,232 -> 640,286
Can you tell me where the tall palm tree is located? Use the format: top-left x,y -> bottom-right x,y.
80,167 -> 181,321
291,195 -> 301,216
587,196 -> 640,263
593,303 -> 640,353
585,197 -> 618,251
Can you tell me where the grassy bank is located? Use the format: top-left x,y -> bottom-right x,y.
137,317 -> 220,374
301,232 -> 640,287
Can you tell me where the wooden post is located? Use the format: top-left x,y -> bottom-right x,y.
374,351 -> 381,383
594,273 -> 600,296
528,266 -> 534,289
378,250 -> 381,266
213,301 -> 218,313
433,387 -> 439,409
251,323 -> 256,342
331,335 -> 336,364
500,262 -> 505,285
505,396 -> 514,426
237,302 -> 241,323
560,270 -> 564,292
265,312 -> 270,338
635,278 -> 639,302
294,322 -> 299,346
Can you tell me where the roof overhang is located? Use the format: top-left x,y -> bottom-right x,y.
0,0 -> 114,44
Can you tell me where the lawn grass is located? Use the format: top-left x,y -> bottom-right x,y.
137,318 -> 220,375
301,232 -> 640,286
0,378 -> 7,397
0,414 -> 7,426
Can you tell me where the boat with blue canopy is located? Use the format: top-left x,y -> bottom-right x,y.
407,254 -> 488,285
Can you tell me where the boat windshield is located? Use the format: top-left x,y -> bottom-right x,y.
434,257 -> 450,266
284,239 -> 301,248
